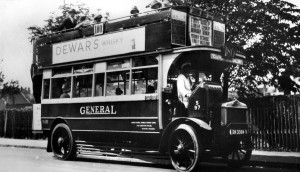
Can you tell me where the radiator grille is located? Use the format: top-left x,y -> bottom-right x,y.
223,108 -> 247,124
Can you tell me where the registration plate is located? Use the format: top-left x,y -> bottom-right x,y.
229,129 -> 248,135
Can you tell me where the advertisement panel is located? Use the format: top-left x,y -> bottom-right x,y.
52,27 -> 146,64
32,104 -> 42,131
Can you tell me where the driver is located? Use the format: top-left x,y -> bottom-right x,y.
177,62 -> 193,108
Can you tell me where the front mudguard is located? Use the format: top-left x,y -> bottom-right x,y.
159,117 -> 212,153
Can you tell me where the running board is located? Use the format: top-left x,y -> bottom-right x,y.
75,142 -> 168,160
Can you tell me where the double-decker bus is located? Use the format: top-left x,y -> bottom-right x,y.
31,6 -> 254,172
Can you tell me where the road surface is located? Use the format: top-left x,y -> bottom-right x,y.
0,147 -> 297,172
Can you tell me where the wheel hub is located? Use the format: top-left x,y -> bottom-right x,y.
176,143 -> 185,154
58,137 -> 64,146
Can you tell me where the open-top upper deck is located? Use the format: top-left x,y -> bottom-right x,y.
34,6 -> 242,68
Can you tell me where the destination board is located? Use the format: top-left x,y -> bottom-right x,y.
211,53 -> 243,65
189,16 -> 212,46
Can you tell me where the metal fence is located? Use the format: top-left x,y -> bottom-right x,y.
243,95 -> 300,152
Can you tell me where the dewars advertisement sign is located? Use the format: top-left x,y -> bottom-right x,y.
52,27 -> 146,64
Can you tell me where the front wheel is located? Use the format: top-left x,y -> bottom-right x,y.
223,138 -> 252,168
51,123 -> 77,160
168,124 -> 203,172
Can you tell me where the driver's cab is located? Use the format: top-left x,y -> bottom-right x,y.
162,50 -> 228,128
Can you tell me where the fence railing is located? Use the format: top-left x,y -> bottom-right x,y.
243,95 -> 300,152
0,108 -> 34,139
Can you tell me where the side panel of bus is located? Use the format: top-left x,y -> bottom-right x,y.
41,100 -> 161,148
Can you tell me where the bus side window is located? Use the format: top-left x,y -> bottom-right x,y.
107,59 -> 130,70
43,79 -> 50,99
51,77 -> 71,99
146,68 -> 158,93
95,73 -> 104,96
132,56 -> 158,67
132,68 -> 157,94
73,75 -> 93,98
132,70 -> 146,94
106,71 -> 129,96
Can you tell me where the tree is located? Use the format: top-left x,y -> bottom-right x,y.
0,77 -> 21,105
1,80 -> 20,97
170,0 -> 300,98
28,3 -> 110,40
0,58 -> 21,101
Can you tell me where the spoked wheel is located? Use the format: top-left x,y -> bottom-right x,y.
51,123 -> 77,160
223,138 -> 252,168
168,124 -> 202,172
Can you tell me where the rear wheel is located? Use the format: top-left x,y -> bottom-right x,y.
223,138 -> 252,168
51,123 -> 77,160
168,124 -> 202,172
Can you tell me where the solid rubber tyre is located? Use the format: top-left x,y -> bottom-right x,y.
51,123 -> 77,160
223,138 -> 252,168
168,124 -> 202,172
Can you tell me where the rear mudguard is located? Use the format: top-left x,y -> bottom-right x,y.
159,117 -> 211,153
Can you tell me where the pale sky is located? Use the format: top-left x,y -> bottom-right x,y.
0,0 -> 299,90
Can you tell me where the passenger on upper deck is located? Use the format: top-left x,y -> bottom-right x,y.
58,9 -> 78,31
74,16 -> 91,29
177,62 -> 193,108
146,0 -> 162,9
93,14 -> 102,24
130,6 -> 139,18
146,0 -> 172,12
161,0 -> 172,8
